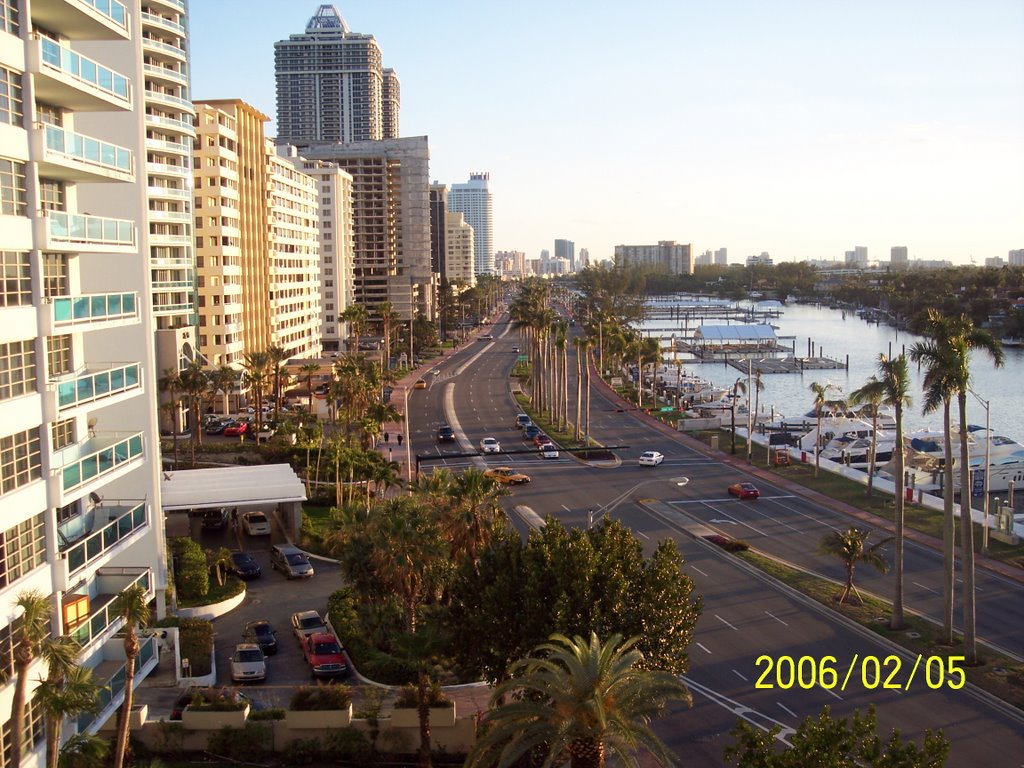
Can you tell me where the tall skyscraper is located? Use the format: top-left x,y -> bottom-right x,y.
445,212 -> 476,287
714,248 -> 728,265
274,5 -> 399,145
448,173 -> 494,276
1,2 -> 168,756
578,247 -> 590,270
430,183 -> 448,280
890,246 -> 909,268
555,239 -> 575,272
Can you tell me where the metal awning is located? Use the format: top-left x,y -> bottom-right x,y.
160,464 -> 306,511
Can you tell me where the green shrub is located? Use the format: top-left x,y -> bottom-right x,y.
186,687 -> 246,712
393,680 -> 452,709
248,708 -> 285,721
282,737 -> 321,765
289,683 -> 353,711
205,722 -> 270,760
172,537 -> 209,600
325,727 -> 373,761
178,619 -> 213,677
722,539 -> 751,553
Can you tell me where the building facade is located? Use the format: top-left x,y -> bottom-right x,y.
444,212 -> 475,287
274,4 -> 397,145
448,172 -> 493,276
495,249 -> 526,278
0,1 -> 168,759
1008,249 -> 1024,267
845,246 -> 868,267
714,247 -> 728,266
429,183 -> 447,280
614,241 -> 694,275
554,238 -> 574,272
890,246 -> 908,268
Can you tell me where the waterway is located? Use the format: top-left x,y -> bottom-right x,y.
641,302 -> 1024,443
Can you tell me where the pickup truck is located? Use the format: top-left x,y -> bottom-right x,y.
291,610 -> 327,644
302,632 -> 348,678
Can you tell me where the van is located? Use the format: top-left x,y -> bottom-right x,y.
269,544 -> 314,579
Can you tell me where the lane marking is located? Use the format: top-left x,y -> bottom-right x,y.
777,702 -> 798,718
765,611 -> 788,626
635,529 -> 650,539
821,684 -> 843,701
696,642 -> 712,655
912,581 -> 938,594
715,614 -> 739,631
733,669 -> 748,682
690,565 -> 709,578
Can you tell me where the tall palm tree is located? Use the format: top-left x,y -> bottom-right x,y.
467,632 -> 691,768
808,381 -> 832,476
818,527 -> 891,605
111,584 -> 151,768
443,469 -> 510,572
377,301 -> 401,370
206,364 -> 237,418
11,590 -> 53,768
266,344 -> 290,423
241,350 -> 271,441
157,368 -> 182,464
342,303 -> 368,355
572,336 -> 588,442
177,360 -> 208,463
299,361 -> 320,412
35,637 -> 97,768
729,378 -> 748,455
848,375 -> 887,498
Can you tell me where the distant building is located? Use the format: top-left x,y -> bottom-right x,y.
555,239 -> 575,272
614,241 -> 694,274
578,247 -> 590,269
495,250 -> 527,278
747,252 -> 773,267
430,183 -> 448,280
448,173 -> 494,276
445,212 -> 476,287
1009,249 -> 1024,267
891,246 -> 908,267
986,257 -> 1005,268
714,248 -> 728,266
695,250 -> 713,267
845,246 -> 868,267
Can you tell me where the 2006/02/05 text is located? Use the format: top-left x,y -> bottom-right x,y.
755,654 -> 966,692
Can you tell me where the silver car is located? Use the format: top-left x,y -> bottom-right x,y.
480,437 -> 501,454
230,643 -> 266,683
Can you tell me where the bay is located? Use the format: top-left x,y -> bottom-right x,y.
641,302 -> 1024,443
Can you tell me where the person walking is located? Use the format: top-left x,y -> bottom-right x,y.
397,433 -> 404,447
383,431 -> 390,444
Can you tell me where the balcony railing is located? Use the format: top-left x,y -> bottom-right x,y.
55,362 -> 141,410
77,634 -> 157,734
40,37 -> 129,101
140,11 -> 185,35
82,0 -> 129,29
43,124 -> 133,175
60,502 -> 146,575
52,292 -> 138,326
46,211 -> 135,248
58,432 -> 144,493
66,568 -> 150,648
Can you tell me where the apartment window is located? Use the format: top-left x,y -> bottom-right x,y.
42,253 -> 67,297
51,418 -> 74,450
0,0 -> 19,35
0,428 -> 41,496
0,158 -> 26,216
0,66 -> 22,126
0,339 -> 35,401
46,335 -> 72,376
0,695 -> 44,768
37,179 -> 64,212
0,512 -> 45,587
0,251 -> 29,305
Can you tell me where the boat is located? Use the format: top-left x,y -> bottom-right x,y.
882,426 -> 1024,493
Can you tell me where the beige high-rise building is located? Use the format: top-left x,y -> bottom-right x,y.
614,241 -> 694,274
445,212 -> 476,287
193,100 -> 322,367
0,0 -> 168,757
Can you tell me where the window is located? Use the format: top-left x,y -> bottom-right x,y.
42,253 -> 67,297
0,428 -> 41,496
0,158 -> 26,215
0,251 -> 29,306
0,695 -> 44,768
46,335 -> 72,377
37,179 -> 63,212
0,0 -> 19,35
0,339 -> 35,401
51,419 -> 74,450
0,66 -> 22,126
0,513 -> 45,587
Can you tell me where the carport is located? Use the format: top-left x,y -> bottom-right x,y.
160,464 -> 306,541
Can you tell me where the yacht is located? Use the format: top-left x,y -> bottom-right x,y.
887,426 -> 1024,493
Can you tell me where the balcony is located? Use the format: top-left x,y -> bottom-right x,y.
39,210 -> 136,253
31,37 -> 131,111
53,362 -> 142,412
31,0 -> 129,41
144,89 -> 193,113
55,432 -> 145,496
78,634 -> 158,735
33,123 -> 134,183
46,292 -> 138,334
146,184 -> 190,200
63,567 -> 151,649
140,11 -> 185,36
141,35 -> 186,62
144,112 -> 194,135
146,160 -> 190,178
59,500 -> 147,578
143,62 -> 188,87
144,136 -> 190,156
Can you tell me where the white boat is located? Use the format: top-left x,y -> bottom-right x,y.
885,426 -> 1024,493
817,422 -> 896,469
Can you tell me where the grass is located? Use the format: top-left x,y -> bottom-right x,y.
176,575 -> 244,609
736,549 -> 1024,711
300,502 -> 335,556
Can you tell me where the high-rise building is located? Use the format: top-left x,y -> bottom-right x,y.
578,247 -> 590,270
714,247 -> 728,266
445,212 -> 476,287
695,250 -> 713,267
430,183 -> 448,280
495,250 -> 527,278
0,2 -> 169,755
1008,249 -> 1024,267
845,246 -> 868,267
274,5 -> 397,145
448,172 -> 494,276
891,246 -> 908,267
193,101 -> 322,365
555,238 -> 575,272
614,241 -> 694,274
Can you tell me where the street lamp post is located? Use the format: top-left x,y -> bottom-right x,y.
969,388 -> 991,553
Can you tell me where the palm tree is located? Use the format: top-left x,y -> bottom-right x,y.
572,336 -> 588,441
342,303 -> 368,355
443,468 -> 509,572
208,547 -> 234,587
58,732 -> 110,768
266,344 -> 289,423
808,381 -> 832,476
818,527 -> 891,605
111,584 -> 151,768
206,364 -> 237,418
299,361 -> 320,412
35,638 -> 98,768
177,360 -> 208,464
729,378 -> 748,455
848,375 -> 886,498
241,350 -> 271,441
377,301 -> 401,370
158,368 -> 182,464
11,590 -> 53,768
466,632 -> 691,768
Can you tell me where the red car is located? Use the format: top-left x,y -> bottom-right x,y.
532,433 -> 550,447
302,632 -> 348,678
728,482 -> 760,500
223,420 -> 249,437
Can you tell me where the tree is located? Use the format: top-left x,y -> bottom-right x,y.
298,361 -> 320,412
35,637 -> 98,768
848,376 -> 886,498
440,468 -> 509,572
207,364 -> 237,418
818,527 -> 891,605
342,303 -> 368,354
466,632 -> 691,768
11,590 -> 52,768
58,733 -> 110,768
808,381 -> 833,476
158,368 -> 182,465
724,704 -> 949,767
111,585 -> 151,768
266,344 -> 290,423
208,547 -> 234,587
730,378 -> 748,455
376,301 -> 402,370
177,360 -> 208,463
241,350 -> 271,441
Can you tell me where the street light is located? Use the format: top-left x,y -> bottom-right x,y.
968,387 -> 991,553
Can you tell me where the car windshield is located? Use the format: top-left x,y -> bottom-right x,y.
248,514 -> 267,524
312,641 -> 342,655
249,624 -> 271,636
234,649 -> 263,662
286,553 -> 307,565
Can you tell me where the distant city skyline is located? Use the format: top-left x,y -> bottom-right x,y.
190,1 -> 1024,266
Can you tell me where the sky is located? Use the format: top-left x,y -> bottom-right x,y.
189,1 -> 1024,266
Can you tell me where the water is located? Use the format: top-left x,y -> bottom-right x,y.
642,302 -> 1024,442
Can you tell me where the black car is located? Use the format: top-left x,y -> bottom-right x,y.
230,551 -> 262,580
243,620 -> 278,655
437,425 -> 456,442
200,508 -> 229,531
205,418 -> 231,435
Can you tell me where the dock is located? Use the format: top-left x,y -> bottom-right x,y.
725,356 -> 848,374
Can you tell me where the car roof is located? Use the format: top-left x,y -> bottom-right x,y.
234,642 -> 261,652
294,609 -> 321,619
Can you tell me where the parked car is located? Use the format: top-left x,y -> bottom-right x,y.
291,610 -> 328,644
484,466 -> 532,485
480,437 -> 501,454
437,425 -> 456,442
223,420 -> 248,437
200,508 -> 229,531
539,442 -> 559,459
243,620 -> 277,656
229,551 -> 262,580
728,482 -> 760,499
230,643 -> 267,683
205,418 -> 231,435
241,511 -> 272,536
270,543 -> 314,579
515,414 -> 532,430
302,632 -> 348,678
638,450 -> 665,467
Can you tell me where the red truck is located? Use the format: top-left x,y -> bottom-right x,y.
302,632 -> 348,678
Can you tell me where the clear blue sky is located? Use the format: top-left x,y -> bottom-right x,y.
190,1 -> 1024,266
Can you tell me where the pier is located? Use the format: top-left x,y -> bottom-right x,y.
726,355 -> 849,374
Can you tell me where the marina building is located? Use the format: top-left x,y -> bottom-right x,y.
448,172 -> 494,276
614,241 -> 694,275
0,0 -> 169,758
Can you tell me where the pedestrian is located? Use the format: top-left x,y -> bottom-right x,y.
383,431 -> 390,444
397,433 -> 404,447
230,508 -> 238,529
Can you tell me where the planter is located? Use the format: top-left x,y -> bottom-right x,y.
285,704 -> 353,729
175,586 -> 246,620
391,704 -> 456,729
181,703 -> 250,730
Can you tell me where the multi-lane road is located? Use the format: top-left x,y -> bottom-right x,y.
406,315 -> 1024,766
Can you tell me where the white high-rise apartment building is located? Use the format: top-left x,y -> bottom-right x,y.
445,212 -> 475,287
1008,249 -> 1024,267
448,172 -> 493,276
0,1 -> 167,759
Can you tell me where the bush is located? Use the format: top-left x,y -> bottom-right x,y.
289,683 -> 353,711
205,722 -> 271,760
325,728 -> 373,762
393,680 -> 452,709
248,708 -> 285,721
282,737 -> 322,765
178,619 -> 214,677
172,537 -> 209,600
186,687 -> 247,712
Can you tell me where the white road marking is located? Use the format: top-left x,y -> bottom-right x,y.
715,614 -> 739,631
690,565 -> 709,578
912,581 -> 938,594
696,642 -> 712,655
777,702 -> 798,718
635,530 -> 650,539
733,669 -> 748,682
765,611 -> 788,626
821,684 -> 843,701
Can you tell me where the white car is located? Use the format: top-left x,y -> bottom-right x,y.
230,642 -> 267,683
480,437 -> 501,454
638,451 -> 665,467
242,511 -> 272,536
539,442 -> 559,459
